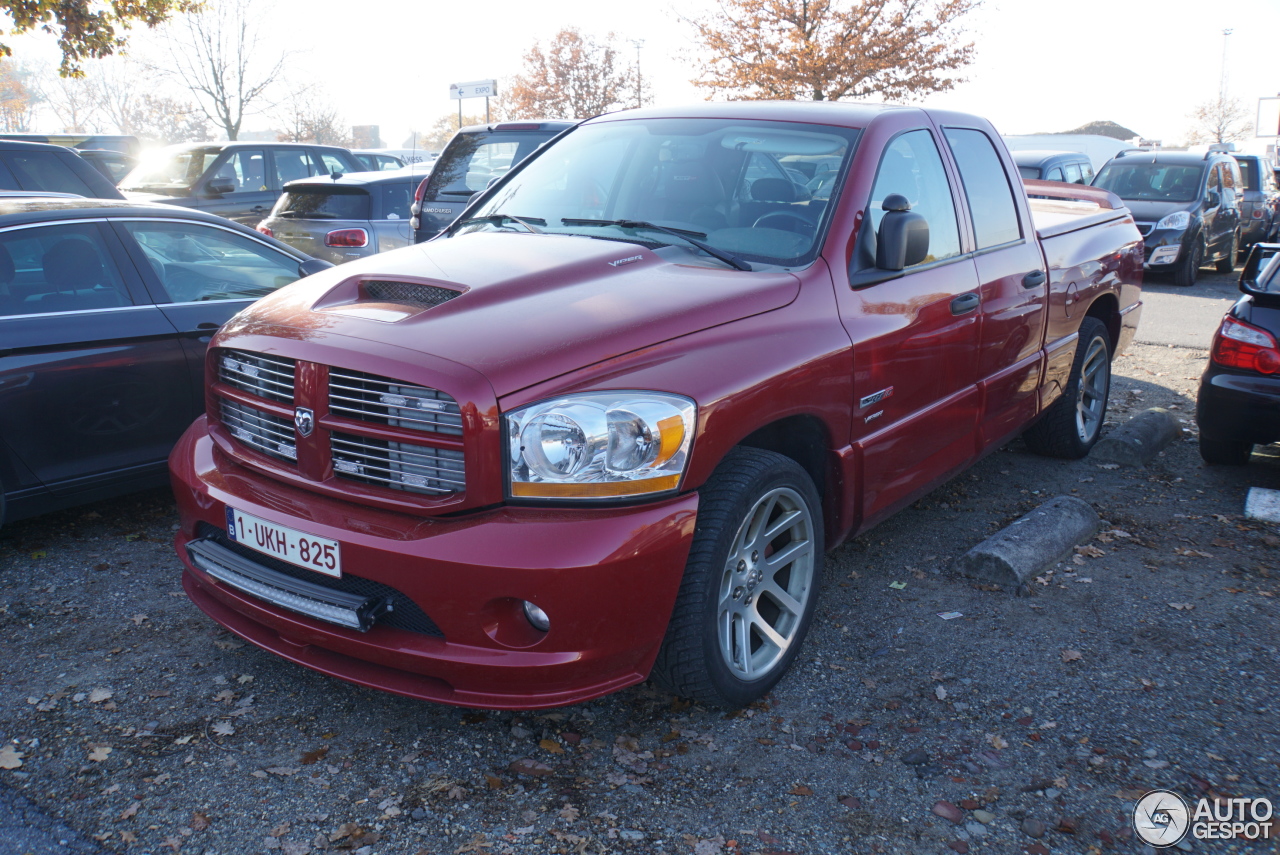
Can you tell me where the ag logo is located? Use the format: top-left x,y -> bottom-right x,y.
294,407 -> 315,438
1133,789 -> 1190,847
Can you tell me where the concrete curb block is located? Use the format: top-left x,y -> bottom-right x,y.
1089,407 -> 1182,467
1245,488 -> 1280,524
953,496 -> 1101,593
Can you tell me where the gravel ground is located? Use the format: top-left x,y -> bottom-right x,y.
1,273 -> 1278,855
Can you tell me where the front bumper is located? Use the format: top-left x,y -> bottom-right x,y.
1142,228 -> 1190,269
170,419 -> 699,709
1196,367 -> 1280,445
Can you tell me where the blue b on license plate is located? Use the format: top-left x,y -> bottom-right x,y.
225,506 -> 341,577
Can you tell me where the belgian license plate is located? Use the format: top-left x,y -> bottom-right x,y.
225,507 -> 341,577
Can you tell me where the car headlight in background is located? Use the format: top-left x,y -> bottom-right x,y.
505,392 -> 696,499
1155,211 -> 1191,231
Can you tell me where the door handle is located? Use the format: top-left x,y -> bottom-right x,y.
950,293 -> 980,315
252,205 -> 265,213
196,322 -> 221,330
1022,270 -> 1046,289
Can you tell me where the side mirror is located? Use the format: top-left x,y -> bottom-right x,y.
298,257 -> 333,278
1239,242 -> 1280,298
1206,190 -> 1221,209
206,181 -> 236,196
876,194 -> 930,271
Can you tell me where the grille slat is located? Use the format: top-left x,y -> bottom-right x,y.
331,431 -> 464,495
219,351 -> 296,404
220,400 -> 297,463
328,368 -> 462,436
362,280 -> 460,309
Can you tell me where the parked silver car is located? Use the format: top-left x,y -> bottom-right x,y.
256,168 -> 428,264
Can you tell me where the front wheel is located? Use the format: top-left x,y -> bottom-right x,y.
651,448 -> 823,708
1198,436 -> 1252,465
1024,316 -> 1112,459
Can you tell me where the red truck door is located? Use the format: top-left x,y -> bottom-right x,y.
939,126 -> 1048,453
832,127 -> 982,525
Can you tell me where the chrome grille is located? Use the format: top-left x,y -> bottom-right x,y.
219,351 -> 296,404
331,432 -> 464,495
328,368 -> 462,435
220,399 -> 297,463
363,280 -> 460,309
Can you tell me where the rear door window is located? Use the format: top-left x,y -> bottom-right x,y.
943,128 -> 1023,249
273,149 -> 323,185
377,182 -> 413,219
1064,163 -> 1083,184
4,151 -> 96,196
276,188 -> 371,220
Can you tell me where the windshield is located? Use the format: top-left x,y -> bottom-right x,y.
1093,163 -> 1204,202
121,148 -> 220,194
454,118 -> 858,268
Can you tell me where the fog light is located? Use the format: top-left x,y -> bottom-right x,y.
522,600 -> 550,632
1149,245 -> 1180,265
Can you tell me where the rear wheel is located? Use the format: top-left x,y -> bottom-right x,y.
1198,436 -> 1252,466
1216,233 -> 1237,273
1173,238 -> 1202,287
651,448 -> 823,708
1024,317 -> 1111,459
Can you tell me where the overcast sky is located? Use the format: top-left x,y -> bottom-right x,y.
9,0 -> 1280,150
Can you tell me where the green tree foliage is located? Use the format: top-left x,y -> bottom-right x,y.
0,0 -> 200,76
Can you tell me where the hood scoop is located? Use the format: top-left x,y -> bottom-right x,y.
315,276 -> 465,323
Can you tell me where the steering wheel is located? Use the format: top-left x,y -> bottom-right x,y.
753,211 -> 816,235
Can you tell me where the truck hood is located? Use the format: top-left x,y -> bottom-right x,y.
230,231 -> 801,397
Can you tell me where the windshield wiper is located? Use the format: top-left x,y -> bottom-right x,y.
457,213 -> 546,233
560,218 -> 750,271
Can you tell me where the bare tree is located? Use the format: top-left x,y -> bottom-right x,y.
0,60 -> 39,131
35,69 -> 100,132
1187,94 -> 1254,145
505,29 -> 637,119
408,113 -> 487,152
686,0 -> 978,102
156,0 -> 286,140
274,87 -> 352,147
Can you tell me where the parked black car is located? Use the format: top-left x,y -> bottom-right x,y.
0,197 -> 331,528
1232,153 -> 1280,257
119,142 -> 364,227
1012,150 -> 1095,184
0,139 -> 124,199
1092,149 -> 1242,287
1195,242 -> 1280,465
79,149 -> 138,184
410,119 -> 578,242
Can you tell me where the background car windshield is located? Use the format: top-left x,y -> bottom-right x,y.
1093,163 -> 1204,202
461,118 -> 858,267
275,188 -> 371,220
121,149 -> 220,194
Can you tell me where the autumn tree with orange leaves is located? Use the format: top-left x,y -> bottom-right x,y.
505,28 -> 644,120
687,0 -> 979,102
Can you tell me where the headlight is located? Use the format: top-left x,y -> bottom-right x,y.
506,391 -> 696,499
1155,211 -> 1191,231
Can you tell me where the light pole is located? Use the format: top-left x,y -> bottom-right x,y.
630,39 -> 644,109
1219,29 -> 1232,103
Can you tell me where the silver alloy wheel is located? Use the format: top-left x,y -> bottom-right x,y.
716,486 -> 816,681
1074,334 -> 1109,442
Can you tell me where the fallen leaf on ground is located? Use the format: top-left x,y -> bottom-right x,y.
190,812 -> 211,831
788,784 -> 813,796
88,688 -> 113,703
299,746 -> 329,765
558,804 -> 580,821
119,801 -> 140,821
130,614 -> 147,626
270,822 -> 290,838
211,721 -> 235,737
1168,603 -> 1195,611
265,766 -> 298,776
1061,649 -> 1083,663
539,738 -> 564,754
88,745 -> 112,762
0,745 -> 22,769
888,581 -> 907,590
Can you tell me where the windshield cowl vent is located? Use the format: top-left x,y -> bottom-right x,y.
360,280 -> 461,310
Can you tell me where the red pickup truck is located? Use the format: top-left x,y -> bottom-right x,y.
169,102 -> 1143,710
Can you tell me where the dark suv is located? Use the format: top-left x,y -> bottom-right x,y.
119,142 -> 364,227
0,139 -> 123,199
410,119 -> 577,242
1092,149 -> 1242,286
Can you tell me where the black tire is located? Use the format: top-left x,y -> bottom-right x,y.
1024,317 -> 1112,459
1216,233 -> 1236,274
1198,436 -> 1252,466
1173,238 -> 1202,287
651,447 -> 824,708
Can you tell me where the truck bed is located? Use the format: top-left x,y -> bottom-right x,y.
1024,179 -> 1131,240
